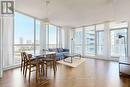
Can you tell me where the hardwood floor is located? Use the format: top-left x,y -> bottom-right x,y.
0,58 -> 130,87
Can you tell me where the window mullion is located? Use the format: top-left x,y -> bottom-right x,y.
34,19 -> 36,55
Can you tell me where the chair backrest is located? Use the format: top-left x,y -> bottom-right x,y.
46,54 -> 51,59
21,52 -> 28,61
22,52 -> 31,62
21,52 -> 24,61
50,54 -> 56,60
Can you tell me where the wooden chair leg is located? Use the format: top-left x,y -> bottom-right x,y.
36,63 -> 39,83
23,62 -> 26,75
53,61 -> 56,75
25,65 -> 27,78
43,64 -> 45,76
28,66 -> 31,82
21,62 -> 23,71
45,64 -> 47,77
42,64 -> 45,76
54,61 -> 57,71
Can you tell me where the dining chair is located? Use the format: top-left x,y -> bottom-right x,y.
23,52 -> 43,82
43,53 -> 57,77
21,52 -> 26,75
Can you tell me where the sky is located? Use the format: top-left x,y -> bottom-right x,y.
14,12 -> 35,44
14,12 -> 56,44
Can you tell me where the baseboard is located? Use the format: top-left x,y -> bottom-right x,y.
83,56 -> 119,62
3,64 -> 20,71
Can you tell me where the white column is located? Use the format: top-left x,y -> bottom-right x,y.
0,0 -> 3,78
128,21 -> 130,57
70,29 -> 74,53
58,27 -> 62,48
40,21 -> 46,54
0,17 -> 3,78
64,27 -> 70,49
82,27 -> 85,56
61,27 -> 65,48
104,22 -> 111,59
2,16 -> 14,68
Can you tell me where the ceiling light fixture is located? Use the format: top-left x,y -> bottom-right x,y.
44,0 -> 50,24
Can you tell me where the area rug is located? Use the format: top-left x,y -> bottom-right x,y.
57,57 -> 86,68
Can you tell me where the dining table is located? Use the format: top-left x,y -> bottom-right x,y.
32,52 -> 56,83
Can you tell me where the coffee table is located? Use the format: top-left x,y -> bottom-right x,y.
63,53 -> 81,63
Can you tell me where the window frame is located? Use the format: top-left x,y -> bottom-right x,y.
110,27 -> 128,57
13,11 -> 41,64
96,30 -> 104,55
84,25 -> 96,56
73,28 -> 83,55
46,24 -> 62,48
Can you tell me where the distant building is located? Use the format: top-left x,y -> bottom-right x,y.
26,40 -> 32,44
19,37 -> 23,44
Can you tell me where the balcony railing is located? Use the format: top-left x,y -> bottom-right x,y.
14,44 -> 62,64
14,44 -> 40,64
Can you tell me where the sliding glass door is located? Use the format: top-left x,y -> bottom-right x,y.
96,31 -> 104,55
96,24 -> 104,55
84,26 -> 95,56
110,22 -> 128,57
74,28 -> 83,54
35,20 -> 40,55
48,24 -> 57,48
46,24 -> 64,48
110,29 -> 127,57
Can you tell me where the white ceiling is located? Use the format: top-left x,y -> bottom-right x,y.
15,0 -> 130,27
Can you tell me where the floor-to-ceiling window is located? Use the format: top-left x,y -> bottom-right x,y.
96,24 -> 104,55
61,29 -> 65,48
48,24 -> 57,48
73,21 -> 128,59
46,24 -> 64,48
14,12 -> 40,64
35,20 -> 40,54
110,22 -> 128,57
84,25 -> 96,56
74,28 -> 83,54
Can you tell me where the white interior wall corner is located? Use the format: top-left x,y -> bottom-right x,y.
63,27 -> 72,49
40,21 -> 46,53
103,22 -> 111,58
2,16 -> 14,68
0,0 -> 2,78
0,17 -> 3,78
128,21 -> 130,57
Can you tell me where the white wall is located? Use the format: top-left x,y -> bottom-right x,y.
2,16 -> 14,69
0,17 -> 3,78
40,21 -> 46,53
63,27 -> 72,49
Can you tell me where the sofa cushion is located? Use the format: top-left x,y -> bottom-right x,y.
57,48 -> 63,52
48,48 -> 69,61
53,48 -> 58,52
48,48 -> 58,52
48,48 -> 53,52
62,52 -> 69,56
63,49 -> 69,52
56,53 -> 64,60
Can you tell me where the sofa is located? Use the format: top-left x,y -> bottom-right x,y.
48,48 -> 69,61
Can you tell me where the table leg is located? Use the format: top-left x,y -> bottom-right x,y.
119,63 -> 120,75
36,63 -> 39,83
71,56 -> 72,63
